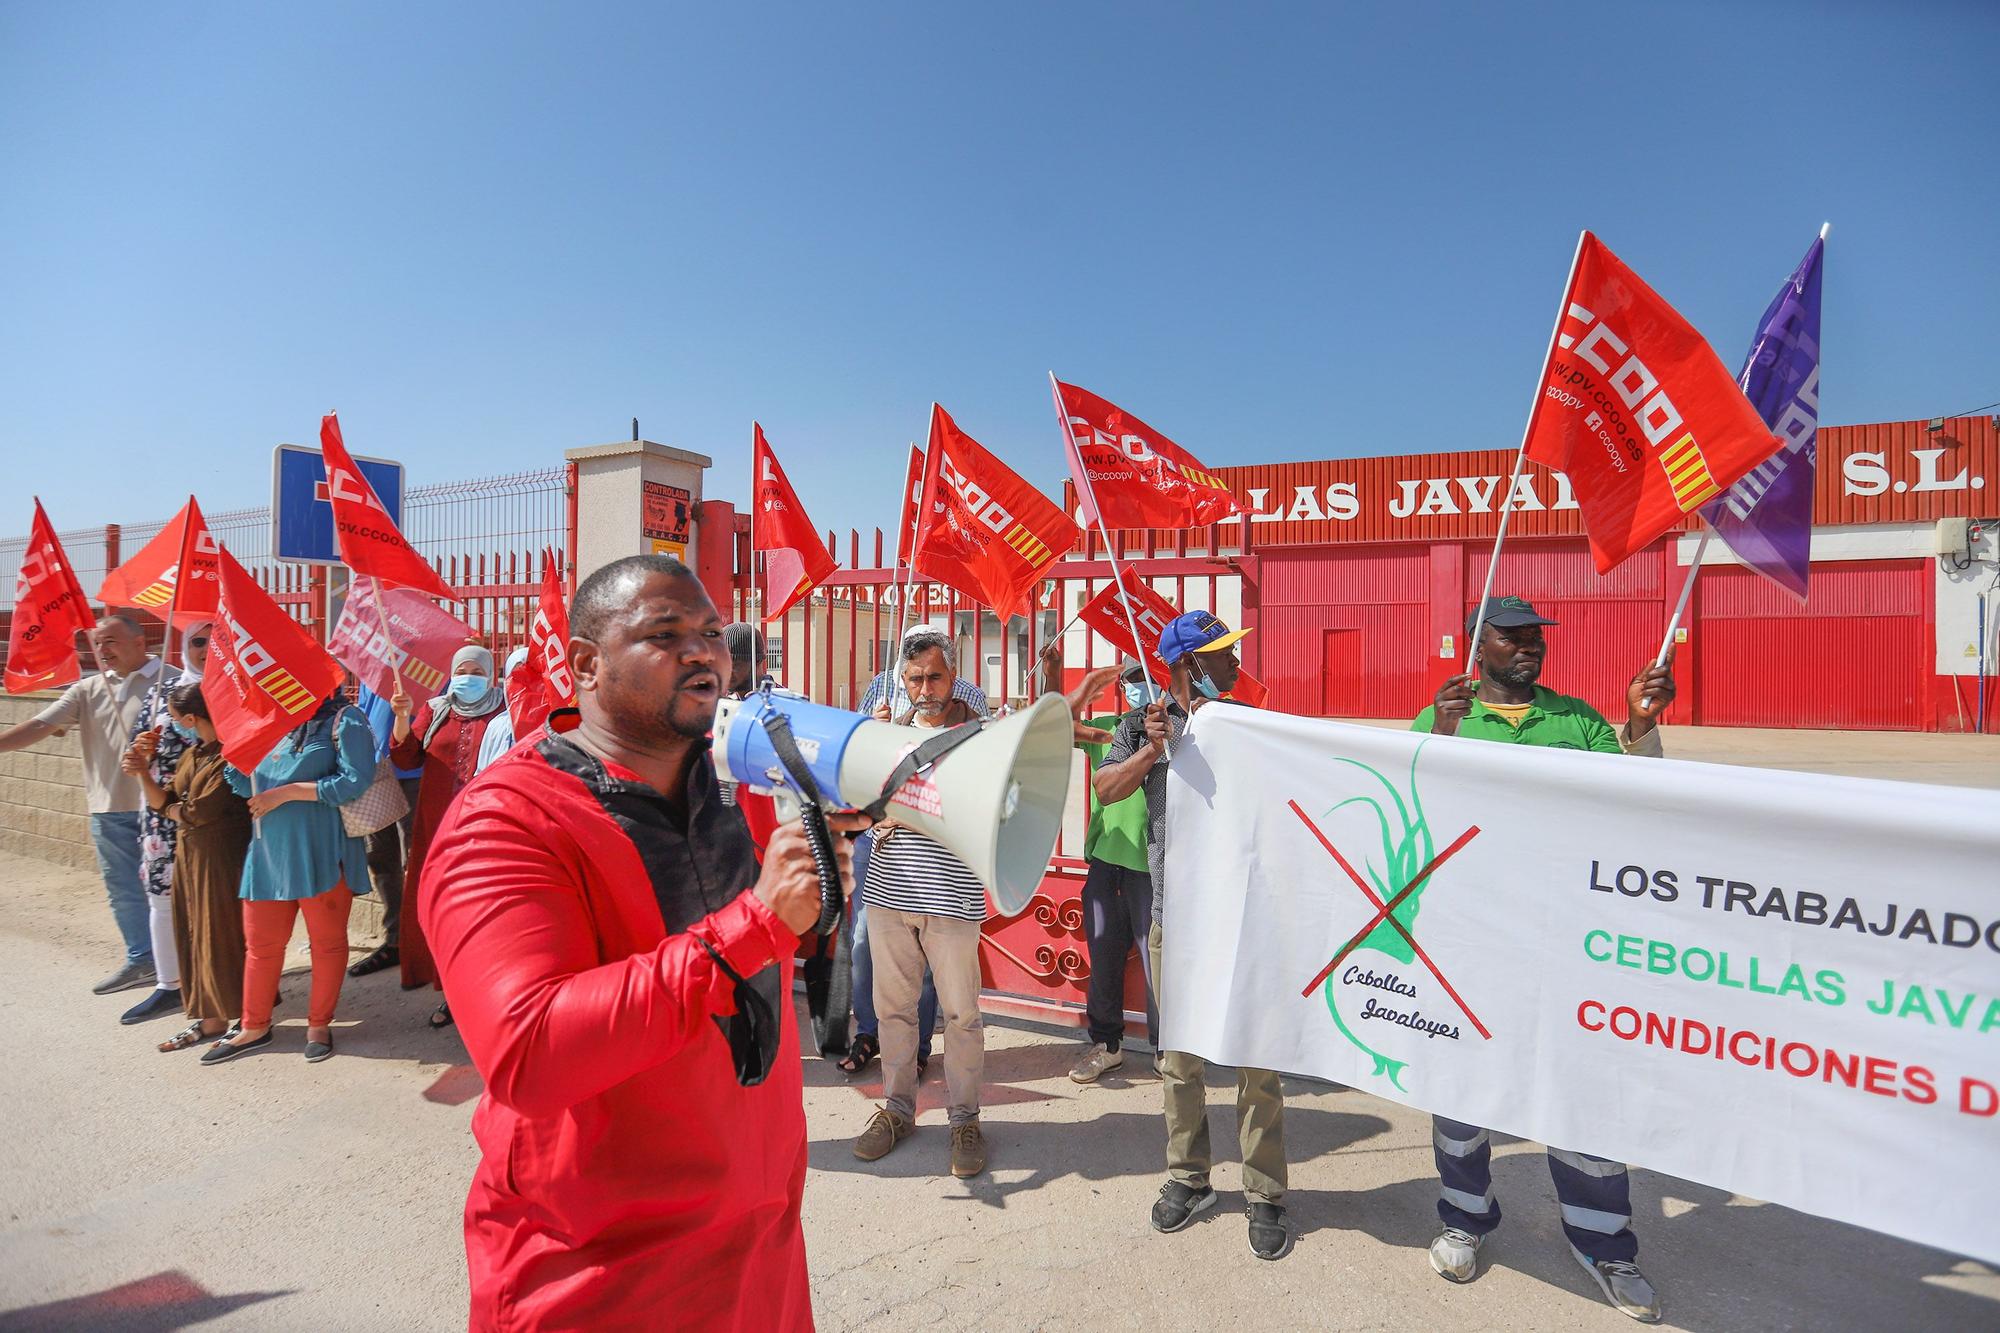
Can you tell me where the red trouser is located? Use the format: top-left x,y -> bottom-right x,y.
242,882 -> 354,1029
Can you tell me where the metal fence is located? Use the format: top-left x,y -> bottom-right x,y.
1,467 -> 569,671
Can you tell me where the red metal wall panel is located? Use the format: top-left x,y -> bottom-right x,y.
1465,539 -> 1671,724
1694,561 -> 1929,730
1815,416 -> 1999,526
1260,545 -> 1430,717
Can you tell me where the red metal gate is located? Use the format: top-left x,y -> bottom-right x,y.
757,524 -> 1251,1029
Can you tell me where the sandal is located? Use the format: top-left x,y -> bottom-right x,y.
158,1021 -> 212,1053
836,1032 -> 879,1076
428,1002 -> 454,1030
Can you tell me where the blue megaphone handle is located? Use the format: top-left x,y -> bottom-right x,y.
722,688 -> 870,802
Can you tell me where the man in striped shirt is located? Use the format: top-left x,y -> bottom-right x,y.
850,628 -> 990,1179
858,623 -> 991,719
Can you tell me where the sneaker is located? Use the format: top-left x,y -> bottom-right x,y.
1429,1226 -> 1484,1283
852,1108 -> 913,1162
949,1120 -> 987,1178
1149,1180 -> 1216,1233
1571,1249 -> 1662,1323
92,959 -> 155,996
119,987 -> 183,1025
1246,1202 -> 1294,1260
1069,1043 -> 1124,1084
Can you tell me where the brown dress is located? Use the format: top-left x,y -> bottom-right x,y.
167,740 -> 253,1022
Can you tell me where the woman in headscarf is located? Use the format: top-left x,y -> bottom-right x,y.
115,620 -> 214,1027
131,678 -> 252,1052
474,645 -> 531,774
391,643 -> 506,1028
201,688 -> 376,1065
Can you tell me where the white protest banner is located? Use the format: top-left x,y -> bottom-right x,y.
1162,707 -> 2000,1263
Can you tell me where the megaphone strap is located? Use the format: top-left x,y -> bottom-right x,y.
756,709 -> 845,936
861,721 -> 983,823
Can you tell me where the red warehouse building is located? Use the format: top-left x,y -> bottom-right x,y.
1071,414 -> 2000,733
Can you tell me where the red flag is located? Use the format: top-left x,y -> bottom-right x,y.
202,545 -> 346,771
505,552 -> 575,735
5,501 -> 95,693
327,573 -> 478,702
96,496 -> 221,628
894,443 -> 925,567
1055,378 -> 1243,530
1076,572 -> 1268,707
752,424 -> 837,623
1522,233 -> 1782,572
914,405 -> 1080,621
320,413 -> 457,601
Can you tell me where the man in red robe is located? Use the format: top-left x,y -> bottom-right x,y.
421,555 -> 860,1331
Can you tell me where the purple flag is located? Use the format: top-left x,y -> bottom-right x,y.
1701,233 -> 1826,600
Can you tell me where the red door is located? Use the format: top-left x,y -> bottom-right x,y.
1321,628 -> 1364,715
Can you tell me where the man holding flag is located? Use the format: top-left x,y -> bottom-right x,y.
1413,595 -> 1674,1322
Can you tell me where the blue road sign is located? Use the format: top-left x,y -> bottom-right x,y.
272,444 -> 406,564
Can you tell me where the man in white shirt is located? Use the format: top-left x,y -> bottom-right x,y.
0,613 -> 176,994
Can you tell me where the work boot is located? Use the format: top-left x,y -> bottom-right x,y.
852,1108 -> 913,1162
1068,1043 -> 1123,1084
1430,1226 -> 1484,1282
1149,1179 -> 1216,1233
1572,1249 -> 1662,1323
949,1120 -> 987,1178
1246,1202 -> 1293,1260
92,959 -> 155,995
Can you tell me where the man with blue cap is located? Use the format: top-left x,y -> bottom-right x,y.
1094,610 -> 1293,1261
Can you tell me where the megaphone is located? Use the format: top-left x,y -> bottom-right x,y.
714,687 -> 1075,917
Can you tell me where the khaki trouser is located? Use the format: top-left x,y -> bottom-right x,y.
870,905 -> 984,1125
1149,920 -> 1287,1203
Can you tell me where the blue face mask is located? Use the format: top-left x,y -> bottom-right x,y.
1122,681 -> 1149,709
448,674 -> 490,704
1189,662 -> 1222,700
170,719 -> 200,743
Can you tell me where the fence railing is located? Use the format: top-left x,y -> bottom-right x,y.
1,468 -> 569,675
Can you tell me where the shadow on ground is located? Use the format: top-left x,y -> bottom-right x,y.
0,1270 -> 288,1332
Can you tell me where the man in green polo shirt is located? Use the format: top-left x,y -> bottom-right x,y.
1412,595 -> 1673,1323
1069,659 -> 1160,1084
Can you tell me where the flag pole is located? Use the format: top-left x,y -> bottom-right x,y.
888,437 -> 926,711
146,496 -> 196,722
369,574 -> 403,700
1049,373 -> 1161,706
1464,231 -> 1588,677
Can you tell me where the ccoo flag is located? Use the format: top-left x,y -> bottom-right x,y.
203,544 -> 346,771
506,550 -> 576,736
320,413 -> 457,602
894,443 -> 925,567
1522,233 -> 1782,573
5,500 -> 96,693
752,424 -> 838,622
914,405 -> 1080,621
1055,377 -> 1244,530
97,496 -> 221,628
1075,571 -> 1269,707
1701,232 -> 1826,601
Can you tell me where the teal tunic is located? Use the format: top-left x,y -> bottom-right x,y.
226,705 -> 377,902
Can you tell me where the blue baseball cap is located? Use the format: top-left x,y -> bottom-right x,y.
1158,611 -> 1251,666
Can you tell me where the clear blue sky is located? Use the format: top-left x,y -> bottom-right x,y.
4,1 -> 1996,542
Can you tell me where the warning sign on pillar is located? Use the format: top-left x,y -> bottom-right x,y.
643,481 -> 692,563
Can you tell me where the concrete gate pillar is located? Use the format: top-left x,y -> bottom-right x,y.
564,440 -> 714,586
